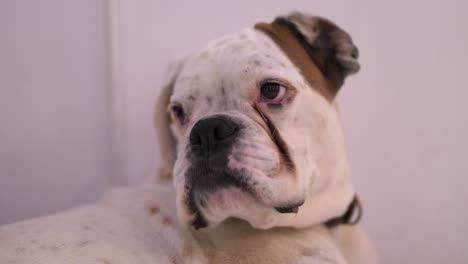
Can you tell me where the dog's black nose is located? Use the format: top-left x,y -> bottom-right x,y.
189,116 -> 239,149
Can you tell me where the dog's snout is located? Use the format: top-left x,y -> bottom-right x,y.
189,116 -> 239,149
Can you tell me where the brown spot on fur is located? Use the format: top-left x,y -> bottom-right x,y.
149,205 -> 160,215
206,96 -> 213,105
182,245 -> 193,258
96,258 -> 112,264
76,240 -> 92,248
15,247 -> 26,253
30,239 -> 37,244
50,245 -> 60,252
82,224 -> 93,231
162,216 -> 173,226
171,255 -> 181,264
231,99 -> 239,109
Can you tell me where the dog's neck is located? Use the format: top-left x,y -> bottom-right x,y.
185,211 -> 358,264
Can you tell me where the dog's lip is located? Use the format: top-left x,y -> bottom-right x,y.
274,200 -> 304,214
189,186 -> 252,230
191,211 -> 208,230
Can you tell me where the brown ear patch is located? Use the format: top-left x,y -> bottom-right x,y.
255,14 -> 359,100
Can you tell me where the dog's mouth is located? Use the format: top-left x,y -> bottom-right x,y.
191,210 -> 208,229
190,201 -> 305,230
274,200 -> 304,214
188,182 -> 305,229
186,166 -> 252,229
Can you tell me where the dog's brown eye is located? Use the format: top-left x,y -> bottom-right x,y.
260,82 -> 287,103
170,104 -> 185,123
261,83 -> 280,99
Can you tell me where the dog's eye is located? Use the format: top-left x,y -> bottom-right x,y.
260,82 -> 287,103
170,104 -> 186,123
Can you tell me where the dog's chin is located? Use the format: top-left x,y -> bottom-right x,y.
188,187 -> 303,230
195,187 -> 254,225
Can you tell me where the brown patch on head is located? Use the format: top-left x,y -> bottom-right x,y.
255,13 -> 359,100
256,21 -> 332,101
149,204 -> 160,215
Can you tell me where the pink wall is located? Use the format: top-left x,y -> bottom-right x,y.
0,1 -> 113,224
118,0 -> 468,263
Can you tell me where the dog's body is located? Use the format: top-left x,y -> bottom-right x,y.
0,12 -> 376,264
0,184 -> 374,264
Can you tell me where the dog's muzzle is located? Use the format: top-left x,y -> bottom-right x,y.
186,115 -> 247,228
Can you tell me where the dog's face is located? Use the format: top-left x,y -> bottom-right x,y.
156,13 -> 360,230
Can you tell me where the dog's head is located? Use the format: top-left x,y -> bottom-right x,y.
155,12 -> 360,230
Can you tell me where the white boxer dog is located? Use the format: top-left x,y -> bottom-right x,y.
155,11 -> 376,263
0,12 -> 376,264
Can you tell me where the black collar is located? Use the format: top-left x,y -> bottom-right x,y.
324,195 -> 362,228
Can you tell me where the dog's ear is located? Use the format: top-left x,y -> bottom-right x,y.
154,56 -> 187,182
256,12 -> 359,98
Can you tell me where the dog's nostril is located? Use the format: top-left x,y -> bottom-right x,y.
189,116 -> 240,148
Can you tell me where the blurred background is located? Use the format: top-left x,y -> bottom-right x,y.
1,0 -> 467,263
